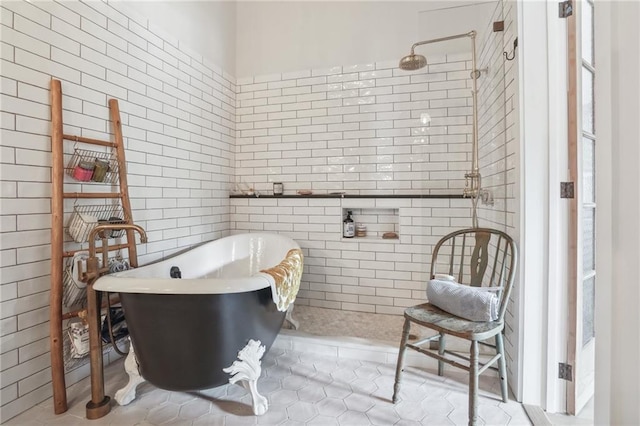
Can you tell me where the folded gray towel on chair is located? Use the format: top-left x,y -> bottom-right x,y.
426,279 -> 499,322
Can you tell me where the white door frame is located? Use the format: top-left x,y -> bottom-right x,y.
516,0 -> 569,413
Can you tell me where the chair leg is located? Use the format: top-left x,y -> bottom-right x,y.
469,340 -> 479,426
495,332 -> 508,402
438,332 -> 446,376
392,318 -> 411,403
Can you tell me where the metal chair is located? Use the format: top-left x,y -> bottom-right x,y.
392,228 -> 518,426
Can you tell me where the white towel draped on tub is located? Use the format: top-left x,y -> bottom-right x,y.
426,279 -> 500,322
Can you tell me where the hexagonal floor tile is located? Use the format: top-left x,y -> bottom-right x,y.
256,405 -> 289,425
282,374 -> 308,391
135,389 -> 171,409
316,397 -> 347,417
421,397 -> 454,417
290,361 -> 316,378
278,420 -> 305,426
193,413 -> 225,425
197,385 -> 227,400
354,365 -> 380,380
421,413 -> 455,425
419,380 -> 452,400
225,413 -> 258,426
330,367 -> 357,384
269,389 -> 299,407
146,403 -> 180,424
313,359 -> 340,374
324,382 -> 353,400
309,371 -> 333,387
447,407 -> 485,425
168,392 -> 196,405
393,383 -> 427,403
257,376 -> 282,394
178,398 -> 211,419
344,393 -> 375,412
337,358 -> 361,369
266,364 -> 292,380
307,415 -> 339,426
350,377 -> 378,395
394,399 -> 427,422
478,404 -> 512,425
103,406 -> 150,425
395,419 -> 427,426
297,383 -> 326,403
366,404 -> 400,426
338,410 -> 372,425
275,353 -> 300,367
286,400 -> 318,422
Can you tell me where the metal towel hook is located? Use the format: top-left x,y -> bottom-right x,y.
504,37 -> 518,61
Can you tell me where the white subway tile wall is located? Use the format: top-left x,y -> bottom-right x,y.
0,0 -> 234,421
475,1 -> 520,395
230,197 -> 472,314
235,56 -> 474,196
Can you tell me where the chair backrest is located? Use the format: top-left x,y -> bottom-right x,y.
429,228 -> 518,322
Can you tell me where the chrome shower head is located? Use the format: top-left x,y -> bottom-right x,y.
399,53 -> 427,71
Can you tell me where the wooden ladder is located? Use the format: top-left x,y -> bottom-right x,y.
49,79 -> 142,419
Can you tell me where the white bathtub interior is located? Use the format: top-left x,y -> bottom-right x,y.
94,233 -> 299,294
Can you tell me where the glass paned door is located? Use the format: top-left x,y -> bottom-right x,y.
567,0 -> 596,415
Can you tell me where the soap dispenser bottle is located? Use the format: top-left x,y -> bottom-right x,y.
343,210 -> 355,238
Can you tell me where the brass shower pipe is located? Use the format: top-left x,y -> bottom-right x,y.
399,31 -> 482,227
81,223 -> 147,419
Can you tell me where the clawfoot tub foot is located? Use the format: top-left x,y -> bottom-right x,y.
285,304 -> 299,330
114,338 -> 146,406
223,339 -> 268,415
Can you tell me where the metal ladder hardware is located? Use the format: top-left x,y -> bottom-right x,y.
49,79 -> 145,419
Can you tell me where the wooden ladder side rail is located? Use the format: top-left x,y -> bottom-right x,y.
50,79 -> 67,415
109,99 -> 138,268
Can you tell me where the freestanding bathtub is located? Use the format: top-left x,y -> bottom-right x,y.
93,232 -> 303,415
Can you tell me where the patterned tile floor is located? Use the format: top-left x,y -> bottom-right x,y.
8,306 -> 532,425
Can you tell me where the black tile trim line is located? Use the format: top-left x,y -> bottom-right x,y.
229,194 -> 465,199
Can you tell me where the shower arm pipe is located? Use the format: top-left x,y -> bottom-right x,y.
410,31 -> 480,179
408,30 -> 476,54
408,30 -> 480,227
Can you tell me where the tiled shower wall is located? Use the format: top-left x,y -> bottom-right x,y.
232,54 -> 478,313
0,0 -> 234,420
235,55 -> 474,195
474,0 -> 520,397
230,196 -> 472,313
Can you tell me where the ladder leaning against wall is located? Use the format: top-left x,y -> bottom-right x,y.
49,79 -> 146,419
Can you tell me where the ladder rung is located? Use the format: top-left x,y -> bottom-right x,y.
63,192 -> 121,199
62,294 -> 120,320
63,134 -> 116,148
63,243 -> 133,258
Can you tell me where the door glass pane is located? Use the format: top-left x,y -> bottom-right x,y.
582,275 -> 595,346
582,1 -> 594,65
582,207 -> 595,273
582,68 -> 594,134
582,137 -> 595,203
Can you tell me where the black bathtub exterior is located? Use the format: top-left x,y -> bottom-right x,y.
119,286 -> 285,391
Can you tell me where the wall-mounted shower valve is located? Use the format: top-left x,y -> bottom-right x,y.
479,189 -> 494,206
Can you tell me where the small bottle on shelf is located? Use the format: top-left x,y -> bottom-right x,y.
343,210 -> 355,238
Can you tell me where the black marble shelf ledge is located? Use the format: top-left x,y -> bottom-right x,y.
230,193 -> 465,199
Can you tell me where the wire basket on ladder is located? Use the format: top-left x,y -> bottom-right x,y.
67,204 -> 127,244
